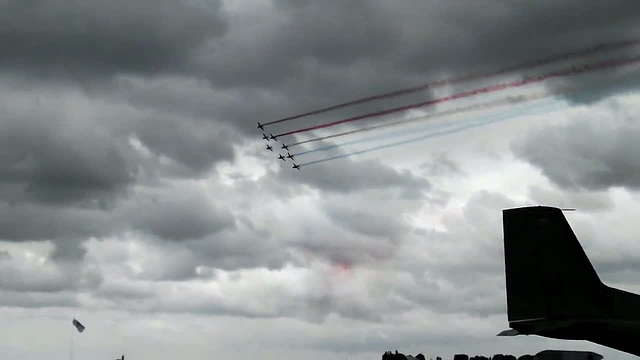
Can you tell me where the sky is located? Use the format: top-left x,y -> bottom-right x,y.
1,1 -> 640,359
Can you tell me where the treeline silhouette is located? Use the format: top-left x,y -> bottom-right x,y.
383,351 -> 536,360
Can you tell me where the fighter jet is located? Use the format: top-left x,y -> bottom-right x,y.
278,154 -> 286,162
269,133 -> 278,141
292,163 -> 301,170
499,206 -> 640,357
266,145 -> 273,152
286,152 -> 295,160
281,143 -> 290,151
257,122 -> 265,131
262,134 -> 270,141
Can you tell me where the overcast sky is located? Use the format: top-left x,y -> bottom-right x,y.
2,1 -> 640,359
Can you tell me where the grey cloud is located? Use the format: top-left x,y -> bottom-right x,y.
46,0 -> 640,167
420,153 -> 465,178
513,108 -> 640,191
0,250 -> 9,261
286,186 -> 429,270
292,230 -> 396,272
0,118 -> 136,206
322,203 -> 410,240
186,230 -> 290,272
527,185 -> 614,212
196,0 -> 640,136
0,290 -> 78,308
0,0 -> 228,77
130,188 -> 236,241
0,266 -> 71,293
0,203 -> 114,242
282,158 -> 430,194
95,280 -> 156,301
132,115 -> 236,175
0,256 -> 103,293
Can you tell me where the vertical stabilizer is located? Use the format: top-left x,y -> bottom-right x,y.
502,206 -> 609,322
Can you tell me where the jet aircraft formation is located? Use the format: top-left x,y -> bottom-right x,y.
257,37 -> 640,171
254,36 -> 640,358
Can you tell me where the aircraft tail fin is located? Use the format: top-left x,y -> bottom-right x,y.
502,206 -> 609,323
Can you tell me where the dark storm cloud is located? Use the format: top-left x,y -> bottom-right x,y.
132,114 -> 236,176
0,0 -> 228,77
513,108 -> 640,191
0,118 -> 136,206
195,0 -> 640,137
0,203 -> 114,241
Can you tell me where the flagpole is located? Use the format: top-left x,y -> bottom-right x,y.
69,323 -> 74,360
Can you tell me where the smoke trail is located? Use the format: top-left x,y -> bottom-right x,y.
286,96 -> 525,148
297,72 -> 640,168
296,96 -> 558,158
263,38 -> 640,127
298,101 -> 565,168
290,66 -> 640,157
290,95 -> 552,157
288,92 -> 558,150
276,55 -> 640,138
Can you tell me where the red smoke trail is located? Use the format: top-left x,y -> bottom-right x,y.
263,38 -> 640,127
275,55 -> 640,138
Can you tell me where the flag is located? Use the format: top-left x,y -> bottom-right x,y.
72,318 -> 85,333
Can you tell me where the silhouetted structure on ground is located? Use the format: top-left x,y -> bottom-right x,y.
471,356 -> 489,360
383,350 -> 407,360
380,350 -> 602,360
382,350 -> 428,360
492,354 -> 517,360
533,350 -> 603,360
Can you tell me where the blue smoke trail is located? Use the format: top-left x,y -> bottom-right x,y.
298,100 -> 568,168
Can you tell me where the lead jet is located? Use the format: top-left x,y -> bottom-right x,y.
286,152 -> 295,160
262,134 -> 270,141
266,145 -> 273,152
257,122 -> 265,131
292,163 -> 301,170
281,143 -> 290,151
278,154 -> 286,162
498,206 -> 640,357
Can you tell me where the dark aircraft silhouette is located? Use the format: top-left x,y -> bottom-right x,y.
281,143 -> 289,151
262,134 -> 270,141
278,154 -> 286,161
257,122 -> 265,131
266,145 -> 273,151
286,152 -> 295,160
292,163 -> 300,170
499,206 -> 640,357
269,133 -> 277,141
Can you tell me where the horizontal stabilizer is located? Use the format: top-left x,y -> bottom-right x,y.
497,329 -> 520,336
